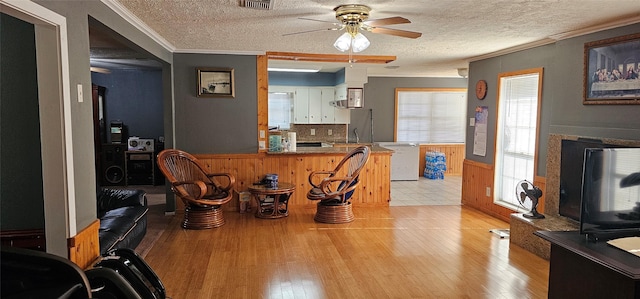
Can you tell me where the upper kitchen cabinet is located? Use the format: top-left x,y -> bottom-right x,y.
268,66 -> 359,125
320,87 -> 335,124
293,88 -> 309,124
293,87 -> 348,124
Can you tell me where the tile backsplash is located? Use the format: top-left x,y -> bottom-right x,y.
284,124 -> 348,143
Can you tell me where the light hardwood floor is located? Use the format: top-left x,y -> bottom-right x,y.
142,204 -> 550,299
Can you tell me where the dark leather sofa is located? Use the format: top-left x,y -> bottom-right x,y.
97,188 -> 148,255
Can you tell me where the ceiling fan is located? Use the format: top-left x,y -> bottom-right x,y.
284,4 -> 422,53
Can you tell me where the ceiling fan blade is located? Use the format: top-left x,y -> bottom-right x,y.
370,27 -> 422,39
299,17 -> 339,24
364,16 -> 411,27
282,27 -> 340,37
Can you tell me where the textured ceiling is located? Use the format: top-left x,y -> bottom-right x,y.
112,0 -> 640,77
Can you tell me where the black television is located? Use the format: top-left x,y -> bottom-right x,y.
579,147 -> 640,241
559,139 -> 614,221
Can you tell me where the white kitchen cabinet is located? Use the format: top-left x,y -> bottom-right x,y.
308,88 -> 322,124
320,87 -> 335,123
293,88 -> 309,123
292,86 -> 349,124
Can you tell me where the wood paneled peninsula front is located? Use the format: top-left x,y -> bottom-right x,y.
192,145 -> 392,211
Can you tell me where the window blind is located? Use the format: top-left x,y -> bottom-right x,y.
396,91 -> 467,143
495,73 -> 541,210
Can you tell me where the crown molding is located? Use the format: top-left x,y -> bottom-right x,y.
469,16 -> 640,63
548,14 -> 640,40
100,0 -> 175,52
468,38 -> 557,62
173,49 -> 265,56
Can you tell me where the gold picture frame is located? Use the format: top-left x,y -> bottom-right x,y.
583,32 -> 640,105
197,67 -> 235,98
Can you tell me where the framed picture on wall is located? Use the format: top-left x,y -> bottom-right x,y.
583,32 -> 640,105
197,67 -> 235,98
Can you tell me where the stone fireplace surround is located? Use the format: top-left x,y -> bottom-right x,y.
510,134 -> 640,260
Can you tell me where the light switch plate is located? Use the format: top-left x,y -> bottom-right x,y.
469,118 -> 475,127
259,140 -> 266,149
328,129 -> 332,135
260,130 -> 265,138
311,129 -> 315,135
77,84 -> 83,102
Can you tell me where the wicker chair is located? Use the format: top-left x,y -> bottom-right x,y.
306,145 -> 371,223
156,149 -> 235,229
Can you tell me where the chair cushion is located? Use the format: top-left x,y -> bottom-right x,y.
309,187 -> 324,196
307,187 -> 329,201
338,177 -> 359,200
307,177 -> 359,202
318,198 -> 345,206
204,190 -> 230,200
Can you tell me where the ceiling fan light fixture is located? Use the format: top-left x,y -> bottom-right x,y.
334,32 -> 352,52
351,32 -> 370,53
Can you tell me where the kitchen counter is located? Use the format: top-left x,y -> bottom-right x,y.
194,144 -> 392,209
266,144 -> 393,155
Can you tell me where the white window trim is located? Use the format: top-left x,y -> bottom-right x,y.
493,68 -> 544,212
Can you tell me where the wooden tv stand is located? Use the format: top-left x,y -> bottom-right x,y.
535,230 -> 640,298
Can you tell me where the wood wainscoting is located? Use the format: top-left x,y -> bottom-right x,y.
194,151 -> 391,211
462,159 -> 547,223
68,219 -> 100,269
419,144 -> 465,176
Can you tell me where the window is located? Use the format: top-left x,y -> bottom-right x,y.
493,68 -> 543,211
395,88 -> 467,143
268,92 -> 293,130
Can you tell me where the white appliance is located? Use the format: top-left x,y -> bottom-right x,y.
128,137 -> 155,151
377,142 -> 420,181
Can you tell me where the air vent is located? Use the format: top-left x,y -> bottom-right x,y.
240,0 -> 272,10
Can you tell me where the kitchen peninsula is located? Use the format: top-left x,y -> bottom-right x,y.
193,145 -> 392,211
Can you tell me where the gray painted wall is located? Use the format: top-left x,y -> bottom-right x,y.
173,54 -> 258,154
32,0 -> 173,232
468,23 -> 640,177
91,69 -> 164,142
354,77 -> 469,143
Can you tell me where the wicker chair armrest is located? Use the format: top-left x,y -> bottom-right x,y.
317,176 -> 351,198
205,173 -> 236,191
172,180 -> 208,200
308,170 -> 336,188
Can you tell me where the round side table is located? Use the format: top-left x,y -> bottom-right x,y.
248,182 -> 295,219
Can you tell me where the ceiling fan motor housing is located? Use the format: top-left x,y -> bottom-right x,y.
334,4 -> 371,25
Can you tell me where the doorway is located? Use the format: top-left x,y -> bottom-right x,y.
0,2 -> 73,256
88,18 -> 165,189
